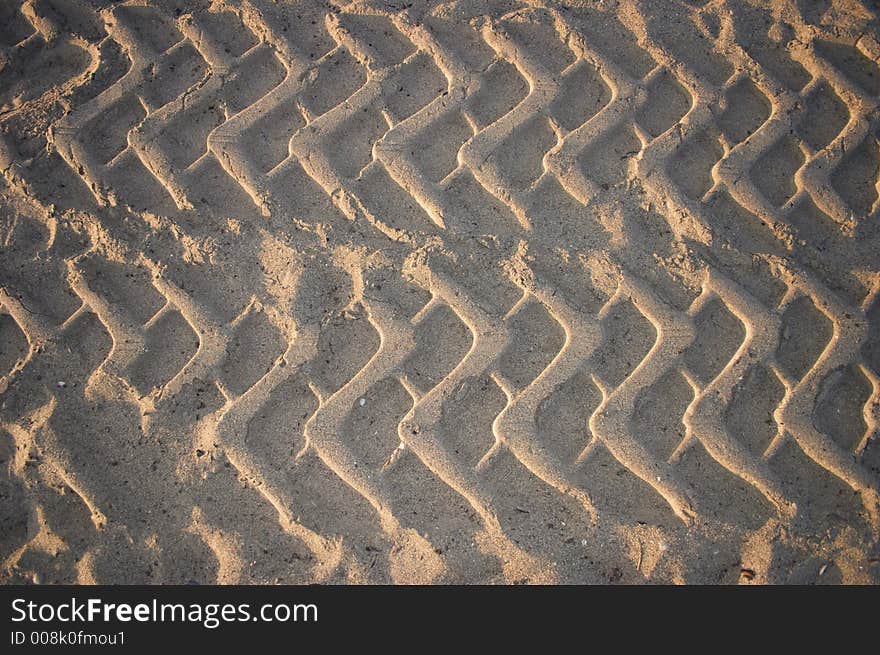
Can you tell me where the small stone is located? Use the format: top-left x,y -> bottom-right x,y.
56,381 -> 66,388
359,398 -> 366,407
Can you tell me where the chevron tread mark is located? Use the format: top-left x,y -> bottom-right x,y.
1,0 -> 880,583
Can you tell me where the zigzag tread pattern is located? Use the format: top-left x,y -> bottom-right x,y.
1,0 -> 880,583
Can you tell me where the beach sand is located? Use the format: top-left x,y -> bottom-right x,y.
1,0 -> 879,584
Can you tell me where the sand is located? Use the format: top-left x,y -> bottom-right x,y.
1,0 -> 879,584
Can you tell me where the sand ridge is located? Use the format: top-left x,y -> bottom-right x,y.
1,0 -> 880,584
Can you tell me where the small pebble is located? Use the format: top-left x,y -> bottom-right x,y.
359,398 -> 366,407
56,381 -> 66,388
